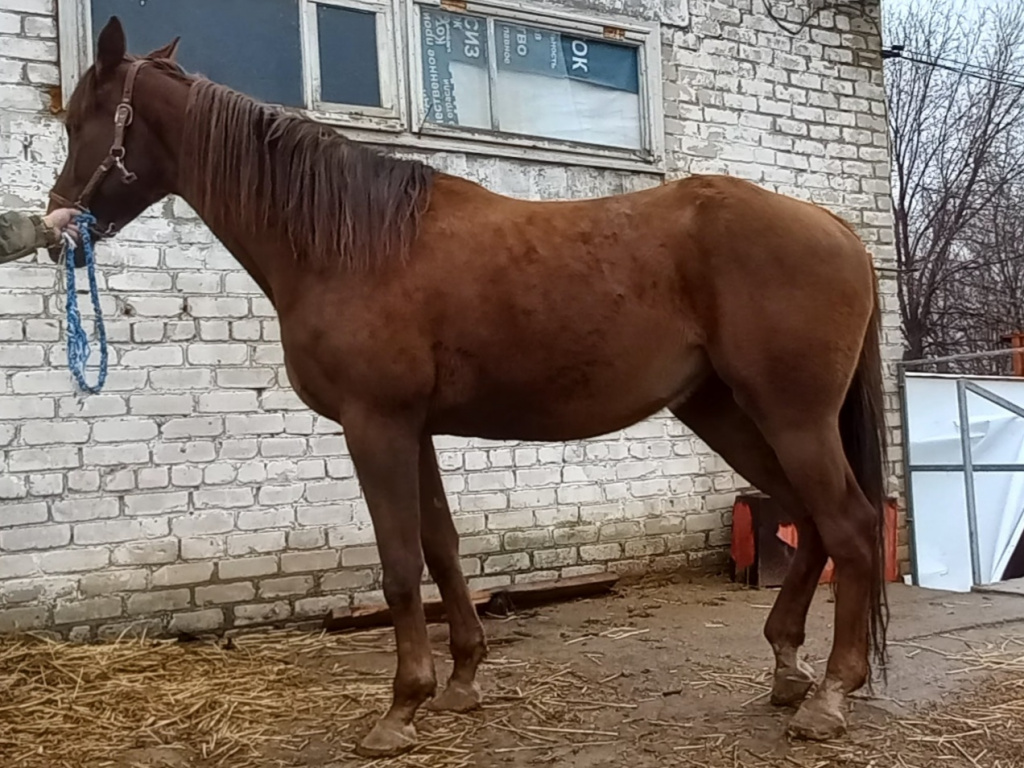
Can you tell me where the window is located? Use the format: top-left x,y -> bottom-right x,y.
59,0 -> 665,168
64,0 -> 405,129
416,8 -> 646,151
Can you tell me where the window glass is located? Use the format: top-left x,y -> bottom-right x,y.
317,4 -> 382,108
418,9 -> 643,149
419,8 -> 492,130
494,23 -> 642,149
92,0 -> 305,107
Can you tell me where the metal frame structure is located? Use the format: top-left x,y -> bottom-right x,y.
898,347 -> 1024,588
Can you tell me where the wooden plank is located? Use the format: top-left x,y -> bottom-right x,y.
484,572 -> 620,616
322,572 -> 619,631
323,590 -> 492,632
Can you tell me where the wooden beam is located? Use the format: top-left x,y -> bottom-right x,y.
321,572 -> 620,632
485,572 -> 620,616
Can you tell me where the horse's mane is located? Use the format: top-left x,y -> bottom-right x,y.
179,76 -> 435,271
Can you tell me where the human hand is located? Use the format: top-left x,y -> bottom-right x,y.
43,207 -> 81,243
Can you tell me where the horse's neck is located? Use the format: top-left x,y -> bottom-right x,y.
152,81 -> 288,303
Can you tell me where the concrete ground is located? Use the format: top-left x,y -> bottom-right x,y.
316,574 -> 1024,766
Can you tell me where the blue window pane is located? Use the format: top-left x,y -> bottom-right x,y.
92,0 -> 304,107
316,4 -> 381,108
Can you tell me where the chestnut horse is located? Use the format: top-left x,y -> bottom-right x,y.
49,17 -> 890,757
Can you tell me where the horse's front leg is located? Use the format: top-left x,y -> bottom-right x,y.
345,405 -> 436,758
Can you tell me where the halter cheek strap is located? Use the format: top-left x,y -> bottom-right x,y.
50,59 -> 148,223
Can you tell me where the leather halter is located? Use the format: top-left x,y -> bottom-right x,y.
50,59 -> 149,231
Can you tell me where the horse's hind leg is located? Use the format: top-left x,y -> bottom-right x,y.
673,377 -> 827,708
418,435 -> 488,712
764,423 -> 878,739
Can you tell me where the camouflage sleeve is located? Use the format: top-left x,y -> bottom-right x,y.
0,211 -> 57,264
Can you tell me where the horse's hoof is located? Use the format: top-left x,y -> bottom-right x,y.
427,681 -> 482,713
770,659 -> 816,707
787,699 -> 847,741
355,720 -> 417,758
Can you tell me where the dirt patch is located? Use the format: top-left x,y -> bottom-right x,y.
2,575 -> 1024,767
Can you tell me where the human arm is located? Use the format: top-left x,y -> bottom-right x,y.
0,208 -> 79,264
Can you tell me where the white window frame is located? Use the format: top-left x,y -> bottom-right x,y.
300,0 -> 407,130
57,0 -> 407,133
407,0 -> 665,167
57,0 -> 667,173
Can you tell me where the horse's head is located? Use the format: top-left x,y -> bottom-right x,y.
48,16 -> 183,265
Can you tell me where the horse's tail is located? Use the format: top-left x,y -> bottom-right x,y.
838,267 -> 890,683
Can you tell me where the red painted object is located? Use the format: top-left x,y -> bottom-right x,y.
731,494 -> 899,587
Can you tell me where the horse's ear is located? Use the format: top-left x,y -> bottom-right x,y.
147,36 -> 181,62
95,16 -> 127,80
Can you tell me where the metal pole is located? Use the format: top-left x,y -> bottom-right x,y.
897,365 -> 920,586
956,380 -> 984,587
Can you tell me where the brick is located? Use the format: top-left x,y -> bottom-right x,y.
552,526 -> 599,546
97,619 -> 164,641
459,535 -> 502,556
1,501 -> 47,525
112,539 -> 179,566
280,550 -> 339,573
579,544 -> 622,562
503,530 -> 551,550
234,601 -> 291,626
37,548 -> 110,573
127,590 -> 191,615
686,512 -> 722,532
54,597 -> 123,625
196,582 -> 257,606
644,517 -> 684,536
341,546 -> 380,567
51,497 -> 119,522
138,467 -> 170,489
0,524 -> 70,551
28,473 -> 63,496
237,507 -> 294,530
599,522 -> 642,542
259,575 -> 313,598
295,595 -> 348,618
227,531 -> 286,556
0,606 -> 49,633
169,609 -> 225,634
8,447 -> 79,471
75,518 -> 168,545
181,536 -> 225,560
287,528 -> 325,550
484,552 -> 531,573
80,570 -> 149,596
321,569 -> 376,592
533,547 -> 578,569
125,492 -> 190,516
219,556 -> 279,580
162,417 -> 224,438
130,395 -> 194,415
83,443 -> 150,465
152,562 -> 215,587
92,418 -> 159,443
193,487 -> 253,509
171,511 -> 235,536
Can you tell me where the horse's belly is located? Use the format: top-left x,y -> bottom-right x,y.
427,338 -> 709,441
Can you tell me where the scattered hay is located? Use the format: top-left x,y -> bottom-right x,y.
2,626 -> 1024,767
0,627 -> 633,768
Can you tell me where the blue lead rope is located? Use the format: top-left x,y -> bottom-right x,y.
63,211 -> 108,394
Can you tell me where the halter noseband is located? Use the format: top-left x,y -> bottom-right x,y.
50,59 -> 149,234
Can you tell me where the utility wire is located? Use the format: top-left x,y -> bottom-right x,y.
883,45 -> 1024,89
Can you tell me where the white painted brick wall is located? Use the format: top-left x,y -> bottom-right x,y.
0,0 -> 902,637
